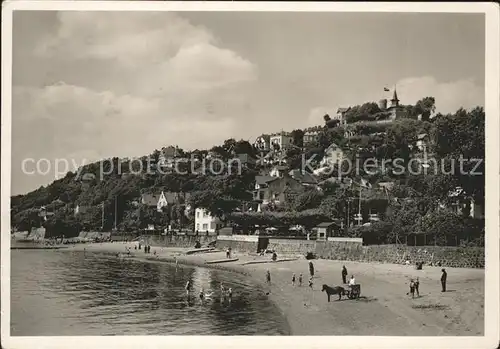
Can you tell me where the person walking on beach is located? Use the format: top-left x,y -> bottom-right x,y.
308,276 -> 313,289
227,288 -> 233,303
266,270 -> 271,285
292,273 -> 296,286
441,269 -> 447,292
228,247 -> 232,259
226,248 -> 230,259
298,273 -> 303,286
309,261 -> 315,278
342,265 -> 348,284
414,277 -> 420,297
185,280 -> 192,296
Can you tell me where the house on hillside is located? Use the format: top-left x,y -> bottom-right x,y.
141,191 -> 190,213
377,182 -> 395,195
380,89 -> 406,120
269,165 -> 288,178
303,127 -> 322,145
333,107 -> 350,126
253,175 -> 304,211
233,153 -> 256,167
415,133 -> 430,152
254,135 -> 271,152
195,208 -> 222,233
320,142 -> 345,167
270,131 -> 293,151
439,187 -> 484,219
288,169 -> 319,187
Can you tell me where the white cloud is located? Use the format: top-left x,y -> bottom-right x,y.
13,12 -> 260,194
393,76 -> 484,114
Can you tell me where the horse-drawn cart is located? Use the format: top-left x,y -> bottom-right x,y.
345,284 -> 361,299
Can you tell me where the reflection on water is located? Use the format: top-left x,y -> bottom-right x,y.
11,250 -> 289,336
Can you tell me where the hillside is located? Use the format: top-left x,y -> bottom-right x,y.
11,100 -> 485,245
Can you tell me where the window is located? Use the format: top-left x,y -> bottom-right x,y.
196,211 -> 200,218
196,224 -> 200,231
202,224 -> 208,230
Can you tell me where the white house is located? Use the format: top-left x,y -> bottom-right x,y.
320,143 -> 344,167
269,132 -> 293,151
269,165 -> 288,178
303,127 -> 321,145
194,208 -> 222,233
156,191 -> 169,212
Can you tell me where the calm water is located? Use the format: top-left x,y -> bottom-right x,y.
11,250 -> 289,335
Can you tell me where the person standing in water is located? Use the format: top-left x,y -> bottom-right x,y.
185,280 -> 192,296
266,270 -> 271,285
199,288 -> 205,304
227,288 -> 233,303
342,265 -> 348,284
292,273 -> 296,286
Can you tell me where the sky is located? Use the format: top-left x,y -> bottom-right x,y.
11,11 -> 485,195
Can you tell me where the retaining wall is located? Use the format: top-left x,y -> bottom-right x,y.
216,235 -> 258,253
315,242 -> 484,268
267,238 -> 316,256
145,235 -> 216,248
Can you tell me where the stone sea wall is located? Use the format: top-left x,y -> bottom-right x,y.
148,233 -> 484,268
216,235 -> 259,253
146,234 -> 216,248
315,242 -> 484,268
267,238 -> 316,256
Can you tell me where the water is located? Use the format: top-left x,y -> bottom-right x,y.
11,250 -> 289,335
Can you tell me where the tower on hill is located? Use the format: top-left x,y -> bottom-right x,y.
390,88 -> 399,108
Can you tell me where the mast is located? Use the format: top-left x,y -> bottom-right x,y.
114,196 -> 118,231
358,185 -> 362,226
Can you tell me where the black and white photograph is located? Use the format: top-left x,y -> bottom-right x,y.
1,1 -> 499,348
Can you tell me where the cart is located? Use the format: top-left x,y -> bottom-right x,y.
345,284 -> 361,299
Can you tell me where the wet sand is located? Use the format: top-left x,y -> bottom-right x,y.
68,242 -> 484,336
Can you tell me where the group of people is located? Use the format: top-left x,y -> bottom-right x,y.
185,280 -> 233,304
266,261 -> 316,289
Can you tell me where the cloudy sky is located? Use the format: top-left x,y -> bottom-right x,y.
11,11 -> 484,195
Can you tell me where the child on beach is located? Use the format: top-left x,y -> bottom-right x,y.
266,270 -> 271,285
298,273 -> 303,286
292,273 -> 296,286
408,279 -> 415,298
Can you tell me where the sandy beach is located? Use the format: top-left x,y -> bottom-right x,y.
66,242 -> 484,336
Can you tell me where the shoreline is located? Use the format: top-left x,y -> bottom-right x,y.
55,242 -> 484,336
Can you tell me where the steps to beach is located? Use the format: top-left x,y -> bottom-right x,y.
185,248 -> 218,255
241,258 -> 298,265
206,258 -> 239,264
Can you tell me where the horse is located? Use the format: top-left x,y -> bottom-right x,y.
321,284 -> 345,302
